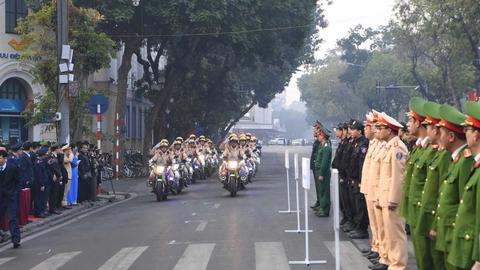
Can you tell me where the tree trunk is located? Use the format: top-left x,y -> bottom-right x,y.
142,105 -> 160,157
115,42 -> 135,176
445,63 -> 462,109
218,100 -> 257,144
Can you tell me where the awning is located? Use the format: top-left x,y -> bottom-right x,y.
0,99 -> 27,113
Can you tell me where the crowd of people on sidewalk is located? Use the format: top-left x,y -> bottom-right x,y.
312,96 -> 480,270
0,141 -> 104,249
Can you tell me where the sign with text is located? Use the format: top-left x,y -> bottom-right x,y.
302,158 -> 310,189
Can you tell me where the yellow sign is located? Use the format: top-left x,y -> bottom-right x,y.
8,38 -> 32,52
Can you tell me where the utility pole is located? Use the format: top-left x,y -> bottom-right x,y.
57,0 -> 69,144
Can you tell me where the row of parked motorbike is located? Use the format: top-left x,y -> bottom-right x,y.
148,144 -> 262,200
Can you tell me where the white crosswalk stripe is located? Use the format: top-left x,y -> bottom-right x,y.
97,246 -> 148,270
255,242 -> 291,270
0,257 -> 15,266
30,251 -> 82,270
173,243 -> 215,270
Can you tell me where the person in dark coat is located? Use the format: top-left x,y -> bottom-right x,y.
78,142 -> 93,204
33,147 -> 50,218
19,142 -> 34,189
47,145 -> 64,215
0,150 -> 21,248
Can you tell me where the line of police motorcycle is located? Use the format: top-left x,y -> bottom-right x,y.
147,145 -> 262,201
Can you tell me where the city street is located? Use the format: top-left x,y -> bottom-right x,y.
0,146 -> 375,270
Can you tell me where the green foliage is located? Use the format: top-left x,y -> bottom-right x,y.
77,0 -> 326,142
17,0 -> 114,138
298,53 -> 369,125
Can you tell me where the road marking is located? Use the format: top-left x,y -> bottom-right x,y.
30,251 -> 82,270
255,242 -> 290,270
0,257 -> 15,266
98,246 -> 148,270
325,241 -> 370,270
213,203 -> 220,209
195,221 -> 207,231
191,213 -> 197,216
168,240 -> 176,245
173,243 -> 215,270
0,193 -> 138,254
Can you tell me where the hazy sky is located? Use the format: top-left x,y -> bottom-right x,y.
284,0 -> 396,105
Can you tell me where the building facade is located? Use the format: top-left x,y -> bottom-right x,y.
0,0 -> 152,151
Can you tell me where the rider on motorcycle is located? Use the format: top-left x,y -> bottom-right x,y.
220,135 -> 244,179
149,139 -> 173,182
171,140 -> 190,182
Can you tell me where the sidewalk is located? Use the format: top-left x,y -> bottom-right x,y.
0,186 -> 132,248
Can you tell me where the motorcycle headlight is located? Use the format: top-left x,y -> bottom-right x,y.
227,160 -> 238,170
173,164 -> 179,170
155,166 -> 165,175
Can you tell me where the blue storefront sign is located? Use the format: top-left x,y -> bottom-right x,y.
0,99 -> 27,113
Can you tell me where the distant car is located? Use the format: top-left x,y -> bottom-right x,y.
291,139 -> 304,146
268,138 -> 287,145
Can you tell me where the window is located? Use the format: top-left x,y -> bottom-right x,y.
132,106 -> 137,139
0,78 -> 27,99
5,0 -> 28,34
126,106 -> 130,139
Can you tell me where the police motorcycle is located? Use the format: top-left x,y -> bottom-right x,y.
148,140 -> 177,201
243,155 -> 256,183
219,157 -> 248,197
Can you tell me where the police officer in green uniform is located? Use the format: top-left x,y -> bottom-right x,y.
414,101 -> 449,270
311,122 -> 321,209
409,100 -> 440,270
447,101 -> 480,270
400,97 -> 426,221
314,123 -> 332,217
430,104 -> 474,270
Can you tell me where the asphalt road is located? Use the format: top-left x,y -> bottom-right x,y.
0,146 -> 373,270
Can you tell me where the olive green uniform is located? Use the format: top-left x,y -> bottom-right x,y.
400,144 -> 420,219
409,143 -> 437,270
447,160 -> 480,269
415,148 -> 451,270
314,140 -> 332,216
433,145 -> 474,269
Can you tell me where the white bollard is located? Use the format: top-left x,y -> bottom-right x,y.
332,169 -> 340,270
285,153 -> 312,233
279,149 -> 298,214
289,158 -> 327,266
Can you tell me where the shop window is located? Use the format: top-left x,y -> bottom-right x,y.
0,78 -> 27,100
5,0 -> 28,34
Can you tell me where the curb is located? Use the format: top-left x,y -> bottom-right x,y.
0,192 -> 132,249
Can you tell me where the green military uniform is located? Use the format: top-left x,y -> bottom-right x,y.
448,101 -> 480,269
314,124 -> 332,217
432,104 -> 474,270
311,139 -> 320,206
413,101 -> 449,270
400,142 -> 420,218
401,97 -> 428,220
